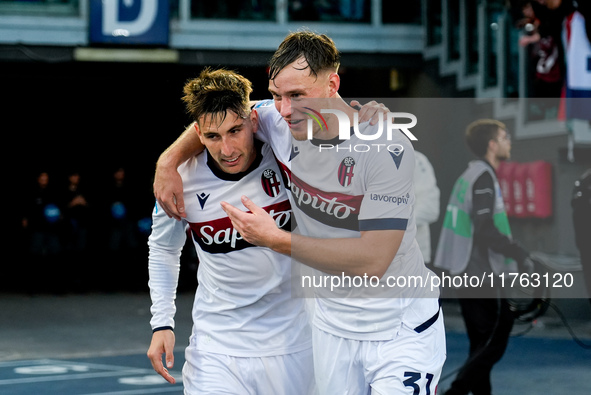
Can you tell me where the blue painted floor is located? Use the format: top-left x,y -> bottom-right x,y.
1,332 -> 589,394
0,355 -> 185,395
440,331 -> 591,395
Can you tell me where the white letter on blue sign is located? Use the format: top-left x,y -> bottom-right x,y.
102,0 -> 158,37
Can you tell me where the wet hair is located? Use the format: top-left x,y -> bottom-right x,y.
465,119 -> 507,158
182,68 -> 253,125
268,29 -> 341,81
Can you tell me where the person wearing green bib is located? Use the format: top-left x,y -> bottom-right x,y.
435,119 -> 534,395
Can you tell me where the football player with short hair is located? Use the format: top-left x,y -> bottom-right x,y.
147,68 -> 314,395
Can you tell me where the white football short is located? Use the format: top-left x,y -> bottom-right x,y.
182,347 -> 315,395
312,311 -> 446,395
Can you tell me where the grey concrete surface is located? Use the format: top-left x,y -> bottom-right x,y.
0,292 -> 194,362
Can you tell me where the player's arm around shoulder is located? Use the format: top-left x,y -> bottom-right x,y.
154,123 -> 205,220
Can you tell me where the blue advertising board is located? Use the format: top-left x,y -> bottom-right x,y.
89,0 -> 169,46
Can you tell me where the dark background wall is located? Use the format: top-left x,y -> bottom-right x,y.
3,58 -> 590,294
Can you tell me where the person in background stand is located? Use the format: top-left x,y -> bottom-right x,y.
62,170 -> 90,252
102,166 -> 140,290
435,119 -> 535,395
61,170 -> 91,291
106,167 -> 138,253
515,0 -> 570,98
21,171 -> 63,292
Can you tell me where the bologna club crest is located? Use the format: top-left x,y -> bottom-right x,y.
338,157 -> 356,187
261,169 -> 282,197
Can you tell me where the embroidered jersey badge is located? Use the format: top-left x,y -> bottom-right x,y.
338,157 -> 356,187
261,169 -> 282,197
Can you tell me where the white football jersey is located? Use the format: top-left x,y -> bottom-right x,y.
254,100 -> 440,341
148,140 -> 311,357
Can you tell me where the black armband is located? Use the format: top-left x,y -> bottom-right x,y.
152,326 -> 174,333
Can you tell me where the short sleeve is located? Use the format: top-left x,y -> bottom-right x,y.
358,140 -> 416,231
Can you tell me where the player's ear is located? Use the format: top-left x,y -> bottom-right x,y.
328,72 -> 340,97
193,121 -> 201,135
250,109 -> 259,134
193,121 -> 206,145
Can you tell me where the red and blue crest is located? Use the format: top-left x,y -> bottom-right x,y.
338,157 -> 356,187
261,168 -> 282,197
